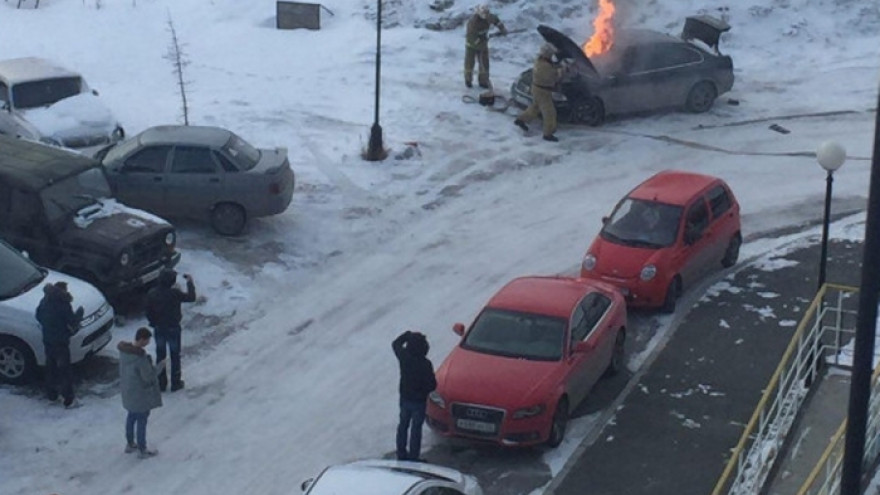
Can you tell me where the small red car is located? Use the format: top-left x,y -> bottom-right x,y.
426,276 -> 627,448
580,170 -> 741,312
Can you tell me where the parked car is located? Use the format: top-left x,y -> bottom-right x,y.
0,135 -> 180,299
0,239 -> 114,384
301,459 -> 483,495
426,276 -> 627,448
510,16 -> 733,125
96,125 -> 296,236
580,170 -> 741,313
0,57 -> 125,148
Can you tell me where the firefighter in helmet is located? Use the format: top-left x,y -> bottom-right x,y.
514,43 -> 564,142
464,4 -> 507,89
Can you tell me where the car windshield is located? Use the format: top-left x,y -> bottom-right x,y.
12,77 -> 83,109
601,198 -> 682,248
223,134 -> 261,170
40,167 -> 113,225
0,242 -> 45,301
462,308 -> 566,361
100,135 -> 140,163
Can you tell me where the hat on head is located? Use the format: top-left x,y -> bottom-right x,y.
539,42 -> 557,58
476,4 -> 489,18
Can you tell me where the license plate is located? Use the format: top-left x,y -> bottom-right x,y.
456,419 -> 496,433
140,269 -> 161,284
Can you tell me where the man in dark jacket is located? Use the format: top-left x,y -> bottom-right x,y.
145,268 -> 196,392
392,330 -> 437,461
35,282 -> 84,408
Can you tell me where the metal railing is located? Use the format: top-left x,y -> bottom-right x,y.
711,284 -> 860,495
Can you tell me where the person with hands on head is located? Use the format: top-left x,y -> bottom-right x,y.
392,330 -> 437,462
145,268 -> 196,392
35,281 -> 85,408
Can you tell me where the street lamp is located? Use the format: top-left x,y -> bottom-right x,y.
816,140 -> 846,290
364,0 -> 386,161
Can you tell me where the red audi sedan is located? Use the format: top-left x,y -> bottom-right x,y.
579,170 -> 741,313
426,276 -> 627,448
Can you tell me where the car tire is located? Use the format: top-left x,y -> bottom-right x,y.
211,203 -> 247,236
660,276 -> 682,314
721,232 -> 742,268
570,97 -> 605,126
685,82 -> 717,113
0,336 -> 36,385
547,397 -> 569,448
603,329 -> 626,378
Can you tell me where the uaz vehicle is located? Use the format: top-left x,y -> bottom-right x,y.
580,170 -> 741,313
426,276 -> 627,447
510,16 -> 733,125
0,57 -> 125,148
0,239 -> 114,384
97,125 -> 296,236
301,459 -> 483,495
0,135 -> 180,299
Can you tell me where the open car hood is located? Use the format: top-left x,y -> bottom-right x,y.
681,15 -> 730,52
537,25 -> 599,78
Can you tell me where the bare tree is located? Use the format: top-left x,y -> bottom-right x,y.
164,13 -> 191,125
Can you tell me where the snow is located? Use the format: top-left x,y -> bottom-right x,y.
0,0 -> 878,494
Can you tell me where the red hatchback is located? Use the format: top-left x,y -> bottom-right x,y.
426,276 -> 627,448
580,170 -> 741,313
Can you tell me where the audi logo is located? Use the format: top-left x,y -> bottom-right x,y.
465,409 -> 489,420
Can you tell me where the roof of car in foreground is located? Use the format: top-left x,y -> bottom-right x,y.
0,57 -> 81,84
137,125 -> 233,148
308,460 -> 461,495
627,170 -> 723,205
0,136 -> 97,190
487,276 -> 607,318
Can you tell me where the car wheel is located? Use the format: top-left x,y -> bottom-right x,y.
547,397 -> 569,448
685,82 -> 717,113
0,337 -> 36,385
660,276 -> 682,314
570,97 -> 605,126
603,329 -> 626,378
721,232 -> 742,268
211,203 -> 247,236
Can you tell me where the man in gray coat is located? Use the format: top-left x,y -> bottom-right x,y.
118,327 -> 163,459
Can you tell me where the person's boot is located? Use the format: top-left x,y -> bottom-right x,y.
543,134 -> 559,142
514,119 -> 529,131
465,80 -> 473,88
170,380 -> 185,392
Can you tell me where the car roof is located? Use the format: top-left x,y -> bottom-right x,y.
137,125 -> 233,148
627,170 -> 723,205
487,276 -> 602,318
0,57 -> 81,85
308,460 -> 461,495
0,135 -> 98,190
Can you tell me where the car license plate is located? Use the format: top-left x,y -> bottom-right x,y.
456,419 -> 496,433
140,268 -> 161,284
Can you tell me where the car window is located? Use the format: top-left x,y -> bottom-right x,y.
601,198 -> 682,248
0,82 -> 8,105
421,487 -> 466,495
462,308 -> 566,361
570,292 -> 611,345
685,199 -> 710,239
223,134 -> 261,171
0,241 -> 44,301
213,150 -> 239,172
40,167 -> 113,224
122,146 -> 170,173
656,44 -> 702,67
11,76 -> 83,109
171,146 -> 217,174
707,184 -> 732,219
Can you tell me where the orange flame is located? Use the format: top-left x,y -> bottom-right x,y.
583,0 -> 616,56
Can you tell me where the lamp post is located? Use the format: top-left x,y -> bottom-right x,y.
365,0 -> 386,161
816,140 -> 846,290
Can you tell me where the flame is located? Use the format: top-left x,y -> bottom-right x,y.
583,0 -> 616,56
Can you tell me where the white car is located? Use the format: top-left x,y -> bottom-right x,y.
0,240 -> 114,385
301,460 -> 483,495
0,57 -> 124,149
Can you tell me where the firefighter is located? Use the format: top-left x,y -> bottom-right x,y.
514,43 -> 564,142
464,4 -> 507,89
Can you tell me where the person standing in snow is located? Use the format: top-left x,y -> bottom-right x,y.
145,268 -> 196,392
392,330 -> 437,461
514,43 -> 564,142
35,282 -> 84,409
118,327 -> 163,459
464,4 -> 507,89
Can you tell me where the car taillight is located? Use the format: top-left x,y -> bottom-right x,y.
269,182 -> 281,195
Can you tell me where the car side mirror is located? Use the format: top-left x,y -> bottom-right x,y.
573,341 -> 595,353
601,216 -> 609,224
684,227 -> 698,245
300,478 -> 314,492
452,323 -> 466,336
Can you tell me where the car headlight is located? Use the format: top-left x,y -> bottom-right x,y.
640,264 -> 657,281
119,251 -> 130,266
165,232 -> 175,246
429,391 -> 446,409
582,254 -> 597,272
512,404 -> 545,419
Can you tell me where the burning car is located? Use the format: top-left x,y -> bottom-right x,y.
510,15 -> 734,125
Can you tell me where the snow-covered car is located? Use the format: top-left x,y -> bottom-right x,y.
97,125 -> 296,236
0,239 -> 114,385
301,459 -> 483,495
0,57 -> 125,149
510,16 -> 734,125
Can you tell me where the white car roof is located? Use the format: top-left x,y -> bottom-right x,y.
307,460 -> 466,495
0,57 -> 81,85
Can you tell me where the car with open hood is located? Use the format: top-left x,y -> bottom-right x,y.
0,239 -> 114,384
510,15 -> 733,125
0,135 -> 180,299
579,170 -> 741,312
0,57 -> 125,149
426,276 -> 626,448
301,459 -> 483,495
97,125 -> 295,236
